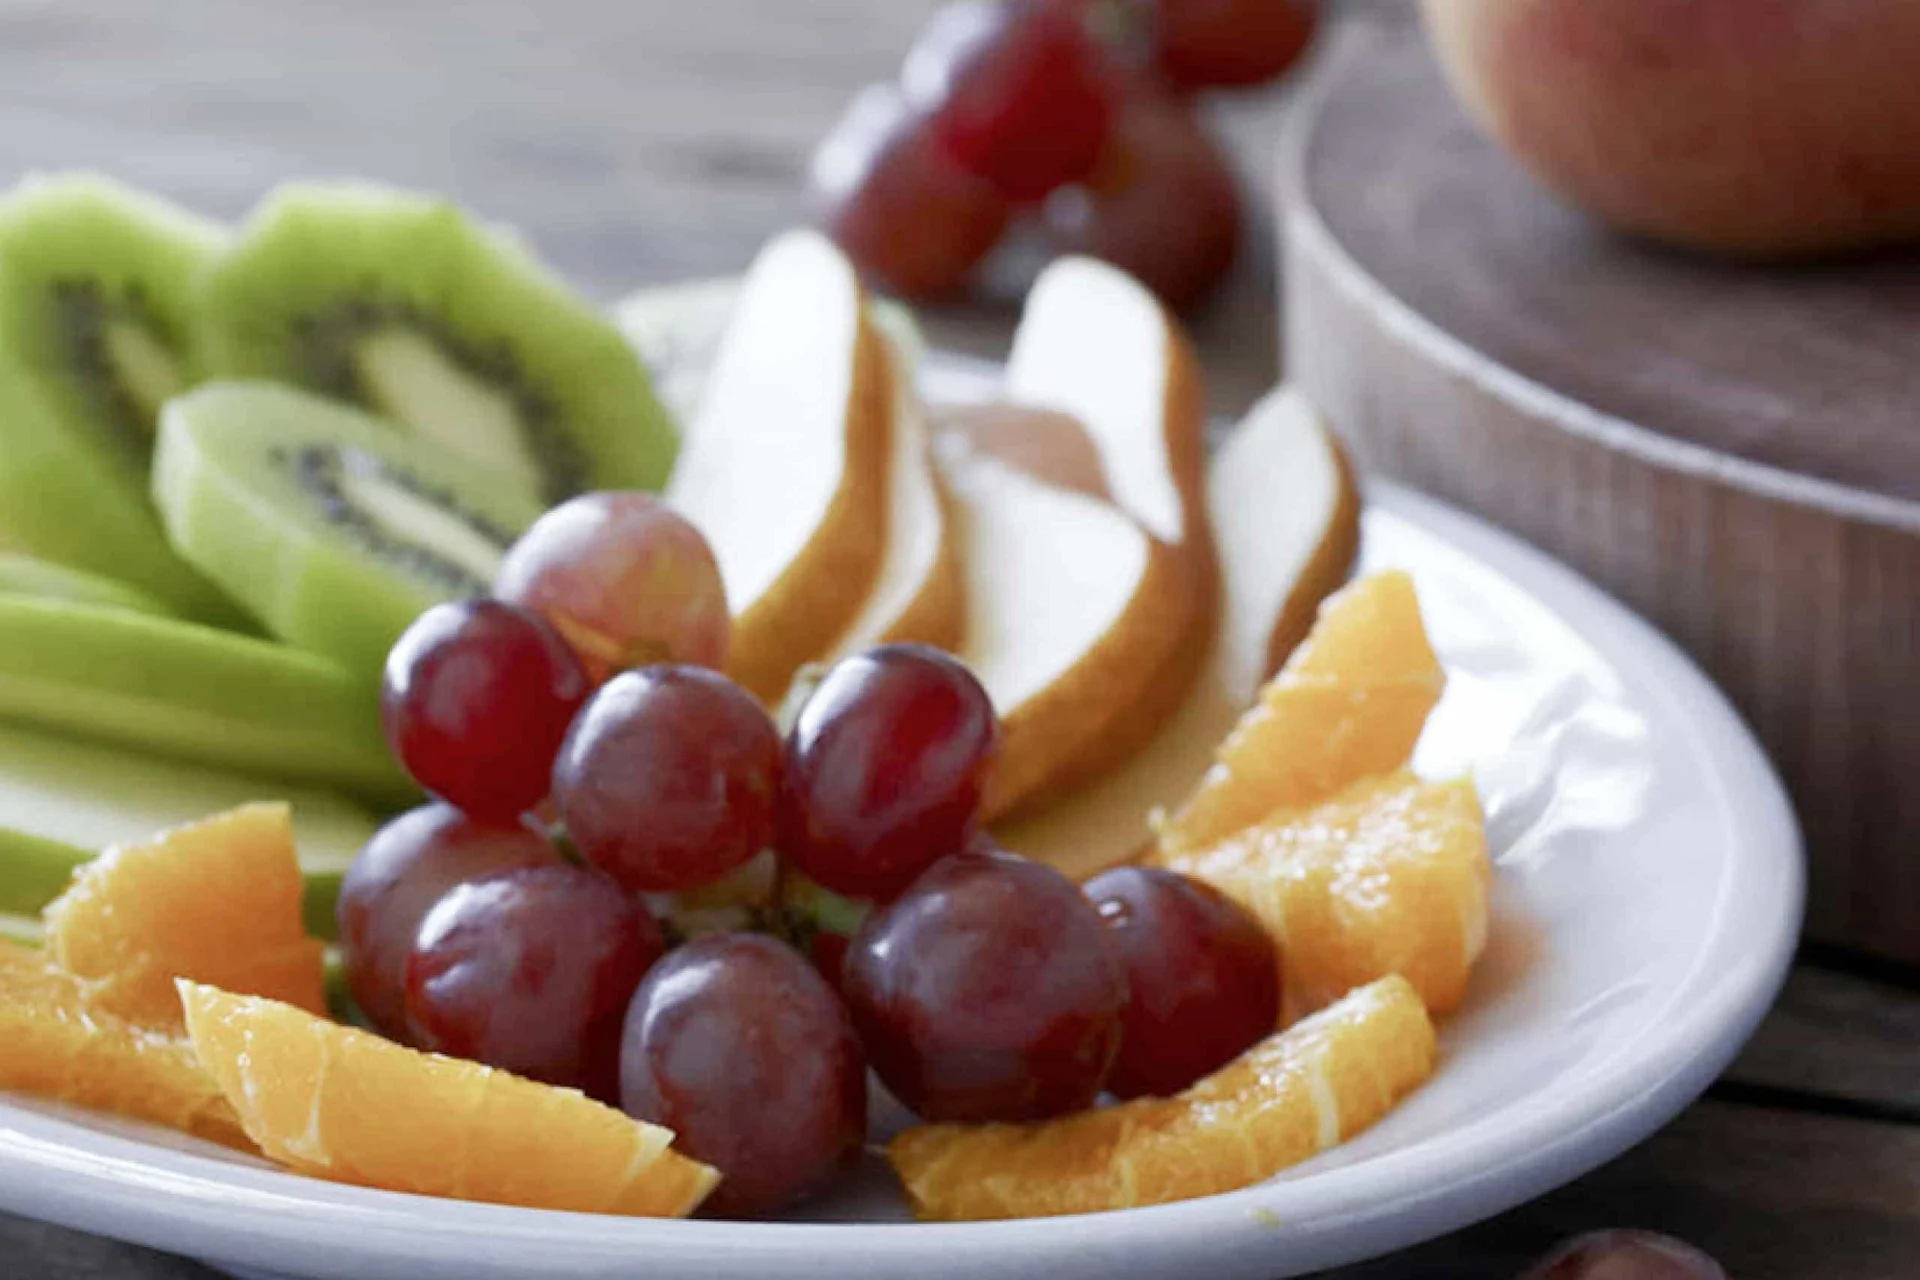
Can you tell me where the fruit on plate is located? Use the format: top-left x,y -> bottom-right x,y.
382,599 -> 589,822
1159,570 -> 1444,856
843,847 -> 1127,1123
620,933 -> 867,1217
495,491 -> 732,683
937,403 -> 1113,503
889,975 -> 1436,1221
937,434 -> 1188,819
0,939 -> 248,1149
778,645 -> 999,901
1084,865 -> 1280,1099
665,231 -> 892,702
991,387 -> 1359,879
0,551 -> 176,617
152,381 -> 544,676
0,594 -> 412,806
194,181 -> 678,503
178,981 -> 718,1217
1165,771 -> 1490,1020
43,803 -> 326,1029
336,803 -> 556,1039
1421,0 -> 1920,258
997,256 -> 1218,799
1150,0 -> 1319,91
0,724 -> 381,940
0,175 -> 234,618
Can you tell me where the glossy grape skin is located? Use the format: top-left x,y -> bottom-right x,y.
405,863 -> 663,1102
1043,78 -> 1242,311
553,665 -> 782,894
495,492 -> 730,685
1151,0 -> 1318,91
842,848 -> 1127,1123
336,804 -> 557,1039
903,0 -> 1119,200
1519,1231 -> 1728,1280
813,83 -> 1013,298
620,933 -> 866,1218
778,644 -> 999,901
381,600 -> 590,823
1083,866 -> 1279,1098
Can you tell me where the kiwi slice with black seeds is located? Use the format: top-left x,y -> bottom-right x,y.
196,182 -> 678,505
0,174 -> 237,617
153,381 -> 545,679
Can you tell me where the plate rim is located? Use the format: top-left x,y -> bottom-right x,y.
0,469 -> 1803,1278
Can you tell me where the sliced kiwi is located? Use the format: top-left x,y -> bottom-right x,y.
196,182 -> 678,504
154,380 -> 544,676
0,724 -> 380,939
0,174 -> 237,618
0,550 -> 177,616
0,594 -> 414,807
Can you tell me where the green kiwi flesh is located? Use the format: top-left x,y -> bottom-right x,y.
0,550 -> 177,616
196,182 -> 678,504
0,724 -> 380,939
0,174 -> 237,618
153,381 -> 544,676
0,594 -> 414,807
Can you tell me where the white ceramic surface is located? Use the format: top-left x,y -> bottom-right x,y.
0,359 -> 1801,1280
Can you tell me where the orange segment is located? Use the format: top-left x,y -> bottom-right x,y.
1168,771 -> 1490,1020
0,939 -> 247,1149
889,976 -> 1435,1221
44,803 -> 325,1029
178,981 -> 718,1217
1157,572 -> 1444,855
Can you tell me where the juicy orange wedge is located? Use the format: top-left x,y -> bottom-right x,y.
1166,771 -> 1490,1020
179,981 -> 718,1217
1157,572 -> 1444,855
45,803 -> 325,1029
0,939 -> 247,1148
889,976 -> 1435,1221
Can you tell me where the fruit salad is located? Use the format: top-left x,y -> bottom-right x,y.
0,173 -> 1491,1225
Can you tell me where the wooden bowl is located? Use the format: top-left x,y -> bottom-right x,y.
1280,21 -> 1920,962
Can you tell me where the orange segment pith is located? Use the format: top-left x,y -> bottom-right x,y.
1158,572 -> 1444,855
1166,771 -> 1491,1020
44,803 -> 326,1029
889,976 -> 1435,1222
0,939 -> 247,1149
178,981 -> 718,1217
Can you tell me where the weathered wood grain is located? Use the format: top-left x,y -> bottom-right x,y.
1284,19 -> 1920,962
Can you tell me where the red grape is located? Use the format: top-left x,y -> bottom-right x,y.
1151,0 -> 1317,91
1519,1231 -> 1728,1280
620,933 -> 866,1217
553,665 -> 782,894
381,600 -> 589,822
903,0 -> 1119,200
336,804 -> 557,1039
812,83 -> 1013,298
1083,866 -> 1279,1097
495,492 -> 730,685
842,848 -> 1126,1123
405,863 -> 663,1102
778,644 -> 999,901
1042,77 -> 1242,310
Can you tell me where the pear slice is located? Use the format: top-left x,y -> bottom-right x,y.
824,338 -> 964,657
1000,257 -> 1219,795
936,432 -> 1193,820
991,387 -> 1360,880
665,232 -> 892,702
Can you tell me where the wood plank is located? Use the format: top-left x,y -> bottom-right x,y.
1723,959 -> 1920,1117
0,1213 -> 215,1280
1320,1100 -> 1920,1280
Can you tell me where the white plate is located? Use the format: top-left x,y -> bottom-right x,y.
0,359 -> 1801,1280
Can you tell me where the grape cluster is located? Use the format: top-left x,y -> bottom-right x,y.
348,490 -> 1284,1215
813,0 -> 1318,310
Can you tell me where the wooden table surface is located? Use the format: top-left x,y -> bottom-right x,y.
0,3 -> 1913,1277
